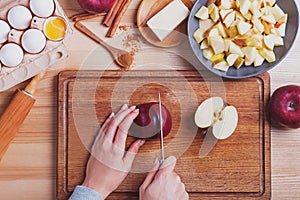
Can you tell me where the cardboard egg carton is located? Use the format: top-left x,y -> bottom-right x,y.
0,0 -> 72,92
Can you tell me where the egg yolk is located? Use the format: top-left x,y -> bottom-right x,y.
44,17 -> 66,41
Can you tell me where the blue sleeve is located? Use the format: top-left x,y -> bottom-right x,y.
69,185 -> 104,200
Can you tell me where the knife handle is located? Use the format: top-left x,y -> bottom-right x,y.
0,90 -> 35,161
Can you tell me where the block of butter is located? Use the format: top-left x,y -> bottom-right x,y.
146,0 -> 190,41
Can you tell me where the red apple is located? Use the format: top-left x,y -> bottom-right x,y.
129,102 -> 172,139
269,85 -> 300,129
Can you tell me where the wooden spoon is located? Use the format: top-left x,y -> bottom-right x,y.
75,21 -> 133,69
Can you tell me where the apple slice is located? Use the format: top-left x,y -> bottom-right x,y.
219,0 -> 233,9
214,22 -> 228,38
208,3 -> 217,14
194,97 -> 238,140
242,46 -> 258,65
277,23 -> 286,37
210,36 -> 226,54
223,11 -> 236,28
229,41 -> 244,57
203,48 -> 214,59
213,61 -> 230,72
226,53 -> 239,66
254,53 -> 265,67
271,4 -> 285,21
200,39 -> 209,49
193,28 -> 205,43
239,0 -> 251,15
259,48 -> 276,63
220,9 -> 233,20
234,57 -> 244,69
263,34 -> 275,50
237,21 -> 252,35
252,17 -> 264,33
261,15 -> 276,24
212,106 -> 238,139
199,19 -> 215,30
195,6 -> 209,20
210,5 -> 220,22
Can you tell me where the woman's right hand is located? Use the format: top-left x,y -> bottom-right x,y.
139,156 -> 189,200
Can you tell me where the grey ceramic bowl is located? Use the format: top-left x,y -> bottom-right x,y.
188,0 -> 299,78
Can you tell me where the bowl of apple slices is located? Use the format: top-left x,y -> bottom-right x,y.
187,0 -> 299,78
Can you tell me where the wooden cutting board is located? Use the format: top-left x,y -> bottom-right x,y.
57,70 -> 271,200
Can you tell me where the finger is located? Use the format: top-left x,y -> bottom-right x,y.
140,157 -> 160,190
106,104 -> 134,140
93,112 -> 114,145
155,156 -> 177,178
114,109 -> 139,149
100,112 -> 115,134
123,139 -> 145,164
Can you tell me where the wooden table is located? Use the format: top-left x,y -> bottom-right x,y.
0,0 -> 299,199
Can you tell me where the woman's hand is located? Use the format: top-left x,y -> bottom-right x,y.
82,104 -> 145,198
139,156 -> 189,200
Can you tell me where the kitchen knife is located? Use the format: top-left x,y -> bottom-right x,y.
158,92 -> 165,165
0,71 -> 46,161
198,127 -> 218,158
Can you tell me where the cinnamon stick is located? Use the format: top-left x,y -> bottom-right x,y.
71,12 -> 106,22
103,0 -> 125,27
106,0 -> 132,37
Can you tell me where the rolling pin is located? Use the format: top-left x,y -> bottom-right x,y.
0,71 -> 46,161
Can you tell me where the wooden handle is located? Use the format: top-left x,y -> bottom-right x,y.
24,71 -> 46,95
0,90 -> 35,161
75,21 -> 106,46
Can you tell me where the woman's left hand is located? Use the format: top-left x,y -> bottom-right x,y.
82,104 -> 145,198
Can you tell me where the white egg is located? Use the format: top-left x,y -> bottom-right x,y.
0,20 -> 10,44
0,43 -> 24,67
7,6 -> 32,30
22,29 -> 46,54
30,0 -> 55,18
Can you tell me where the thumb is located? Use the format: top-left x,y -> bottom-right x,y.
140,158 -> 160,190
156,156 -> 177,176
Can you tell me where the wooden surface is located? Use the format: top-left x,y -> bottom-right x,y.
58,70 -> 271,199
0,0 -> 299,199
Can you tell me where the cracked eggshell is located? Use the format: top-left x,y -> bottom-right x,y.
30,0 -> 55,18
0,20 -> 10,44
0,43 -> 24,67
22,29 -> 47,54
7,6 -> 32,30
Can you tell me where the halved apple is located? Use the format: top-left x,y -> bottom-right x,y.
194,97 -> 238,140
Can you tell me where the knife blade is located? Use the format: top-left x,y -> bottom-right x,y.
158,92 -> 165,165
198,127 -> 218,158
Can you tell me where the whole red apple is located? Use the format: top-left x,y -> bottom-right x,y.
269,85 -> 300,129
129,102 -> 172,139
